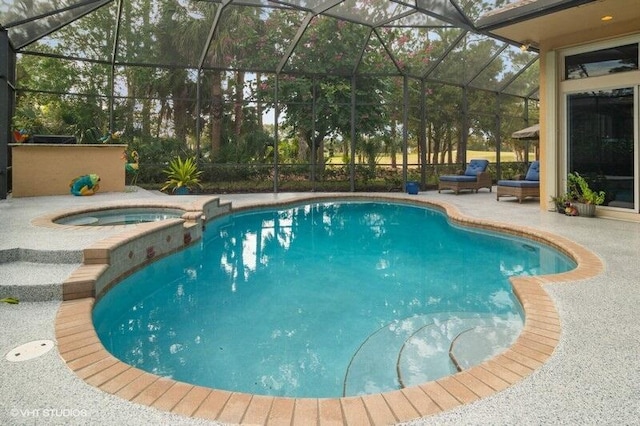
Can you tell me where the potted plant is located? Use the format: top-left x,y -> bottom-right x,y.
550,193 -> 570,214
161,156 -> 203,194
567,172 -> 605,217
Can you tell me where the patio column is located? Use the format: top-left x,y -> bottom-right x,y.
350,75 -> 356,192
495,93 -> 502,180
311,76 -> 317,189
195,71 -> 202,159
108,0 -> 123,133
274,75 -> 280,193
402,75 -> 409,188
0,29 -> 14,200
419,79 -> 428,188
460,86 -> 469,166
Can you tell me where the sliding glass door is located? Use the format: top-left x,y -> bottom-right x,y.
567,88 -> 636,209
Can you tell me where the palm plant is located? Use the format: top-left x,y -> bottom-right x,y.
161,156 -> 203,194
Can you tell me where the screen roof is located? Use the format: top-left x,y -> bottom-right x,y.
1,0 -> 547,98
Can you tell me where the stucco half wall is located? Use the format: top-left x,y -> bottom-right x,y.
10,144 -> 127,197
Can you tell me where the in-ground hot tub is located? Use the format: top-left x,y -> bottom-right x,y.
54,207 -> 186,226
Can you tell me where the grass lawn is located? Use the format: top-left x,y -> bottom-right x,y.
327,150 -> 535,164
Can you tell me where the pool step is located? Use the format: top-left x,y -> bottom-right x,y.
0,261 -> 79,301
448,323 -> 522,370
343,313 -> 522,396
397,316 -> 521,388
343,315 -> 433,396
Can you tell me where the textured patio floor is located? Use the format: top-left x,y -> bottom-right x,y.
1,188 -> 638,425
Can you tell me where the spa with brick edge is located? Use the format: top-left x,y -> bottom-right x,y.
54,195 -> 604,425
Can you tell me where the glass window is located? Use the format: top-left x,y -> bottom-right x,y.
567,88 -> 635,209
565,44 -> 638,80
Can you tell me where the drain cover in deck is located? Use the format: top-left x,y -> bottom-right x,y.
5,340 -> 55,362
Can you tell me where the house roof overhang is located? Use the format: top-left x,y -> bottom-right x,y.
477,0 -> 640,52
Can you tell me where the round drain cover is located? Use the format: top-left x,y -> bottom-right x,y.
5,340 -> 55,362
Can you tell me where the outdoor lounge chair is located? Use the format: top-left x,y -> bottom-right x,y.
496,160 -> 540,203
438,159 -> 492,194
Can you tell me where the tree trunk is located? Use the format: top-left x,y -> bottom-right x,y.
124,72 -> 135,132
173,85 -> 189,142
297,129 -> 309,162
446,128 -> 453,164
156,100 -> 165,138
390,123 -> 397,169
342,137 -> 350,163
431,126 -> 441,164
210,71 -> 223,156
234,71 -> 244,136
142,90 -> 151,136
256,72 -> 263,128
311,133 -> 326,174
455,129 -> 463,164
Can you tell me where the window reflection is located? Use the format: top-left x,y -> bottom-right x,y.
565,43 -> 638,79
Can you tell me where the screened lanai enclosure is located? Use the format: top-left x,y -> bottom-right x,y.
1,0 -> 544,199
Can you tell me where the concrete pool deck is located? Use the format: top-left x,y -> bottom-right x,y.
1,188 -> 638,425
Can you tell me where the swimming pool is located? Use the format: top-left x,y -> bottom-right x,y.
93,201 -> 576,398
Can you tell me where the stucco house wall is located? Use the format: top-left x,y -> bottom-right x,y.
538,21 -> 640,221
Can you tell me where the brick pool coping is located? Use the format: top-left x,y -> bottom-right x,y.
54,194 -> 604,425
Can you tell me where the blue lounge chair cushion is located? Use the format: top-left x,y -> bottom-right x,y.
439,159 -> 489,182
439,175 -> 479,182
496,161 -> 540,188
496,179 -> 539,188
524,161 -> 540,181
464,159 -> 490,176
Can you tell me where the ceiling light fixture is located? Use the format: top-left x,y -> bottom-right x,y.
601,15 -> 613,21
519,40 -> 539,52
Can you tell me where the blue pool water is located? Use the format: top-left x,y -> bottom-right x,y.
56,208 -> 184,226
93,201 -> 576,398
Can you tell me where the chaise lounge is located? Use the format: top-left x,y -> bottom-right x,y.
438,159 -> 492,195
496,160 -> 540,203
